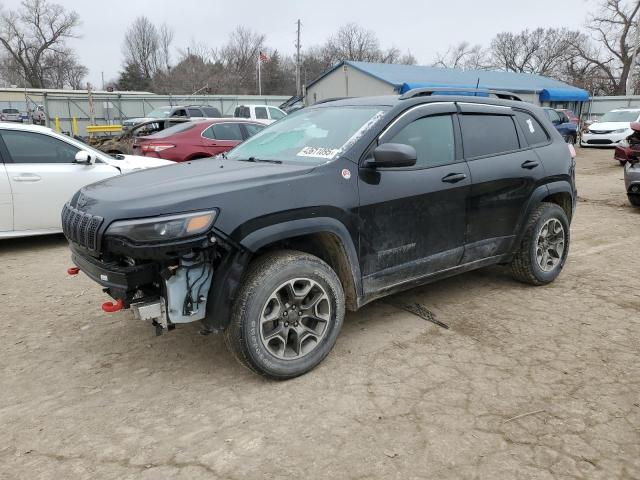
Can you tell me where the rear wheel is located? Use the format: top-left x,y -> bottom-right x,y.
224,250 -> 345,379
511,203 -> 570,285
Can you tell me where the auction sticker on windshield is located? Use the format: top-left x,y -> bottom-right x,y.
297,147 -> 340,159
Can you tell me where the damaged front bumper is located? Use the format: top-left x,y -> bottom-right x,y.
69,242 -> 217,334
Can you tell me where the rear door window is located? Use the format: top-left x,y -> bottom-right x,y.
460,114 -> 520,158
210,123 -> 244,141
545,109 -> 561,124
187,108 -> 203,117
514,111 -> 549,147
202,107 -> 221,117
255,107 -> 268,119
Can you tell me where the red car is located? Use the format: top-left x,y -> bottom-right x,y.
133,119 -> 268,162
614,121 -> 640,165
556,108 -> 579,125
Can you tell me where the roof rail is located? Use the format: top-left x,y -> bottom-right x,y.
399,87 -> 522,102
313,96 -> 353,105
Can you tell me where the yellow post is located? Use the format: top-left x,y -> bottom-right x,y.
55,116 -> 60,132
72,116 -> 78,136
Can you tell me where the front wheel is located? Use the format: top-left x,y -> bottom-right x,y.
629,195 -> 640,207
511,203 -> 570,285
224,250 -> 345,379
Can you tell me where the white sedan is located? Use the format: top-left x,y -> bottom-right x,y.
0,123 -> 173,239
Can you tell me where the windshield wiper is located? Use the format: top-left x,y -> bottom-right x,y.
240,156 -> 282,164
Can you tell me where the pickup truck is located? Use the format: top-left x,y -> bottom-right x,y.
233,104 -> 286,124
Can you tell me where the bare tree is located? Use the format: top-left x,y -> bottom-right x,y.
490,28 -> 578,76
41,48 -> 87,88
433,42 -> 490,69
571,0 -> 640,94
0,0 -> 82,88
122,16 -> 173,80
214,26 -> 265,93
324,23 -> 382,63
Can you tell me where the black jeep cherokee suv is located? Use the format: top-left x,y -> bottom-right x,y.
63,88 -> 576,379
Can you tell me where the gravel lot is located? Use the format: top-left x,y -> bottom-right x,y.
1,147 -> 639,480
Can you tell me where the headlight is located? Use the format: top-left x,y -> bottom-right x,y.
106,210 -> 217,242
614,128 -> 629,134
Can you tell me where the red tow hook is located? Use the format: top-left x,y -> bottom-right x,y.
101,299 -> 124,313
67,267 -> 80,276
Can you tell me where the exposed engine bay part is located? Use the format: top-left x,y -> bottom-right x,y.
131,297 -> 166,325
165,254 -> 214,324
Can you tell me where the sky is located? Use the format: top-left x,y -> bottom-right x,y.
2,0 -> 596,87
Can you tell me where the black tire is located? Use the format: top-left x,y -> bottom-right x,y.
629,195 -> 640,207
224,250 -> 345,379
511,202 -> 570,286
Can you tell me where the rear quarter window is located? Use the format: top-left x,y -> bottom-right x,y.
514,111 -> 550,147
460,114 -> 520,158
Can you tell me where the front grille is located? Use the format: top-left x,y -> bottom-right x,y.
589,130 -> 613,135
586,139 -> 613,145
61,203 -> 103,251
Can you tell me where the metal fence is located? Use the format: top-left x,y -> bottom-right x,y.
582,95 -> 640,121
0,89 -> 290,136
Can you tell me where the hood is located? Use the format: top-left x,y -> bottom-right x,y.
76,158 -> 315,221
102,154 -> 173,173
588,121 -> 633,131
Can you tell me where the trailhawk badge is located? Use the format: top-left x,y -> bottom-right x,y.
341,169 -> 351,180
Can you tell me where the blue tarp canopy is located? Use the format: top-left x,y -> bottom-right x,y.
539,88 -> 589,102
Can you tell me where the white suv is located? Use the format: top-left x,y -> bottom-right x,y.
581,108 -> 640,147
0,124 -> 172,238
233,104 -> 286,124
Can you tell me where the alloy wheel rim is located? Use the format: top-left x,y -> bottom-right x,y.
259,278 -> 331,360
536,218 -> 565,272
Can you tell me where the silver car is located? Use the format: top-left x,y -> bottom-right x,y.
0,108 -> 21,122
624,160 -> 640,206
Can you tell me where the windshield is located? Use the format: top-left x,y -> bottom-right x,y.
226,105 -> 388,163
147,108 -> 172,118
600,110 -> 640,123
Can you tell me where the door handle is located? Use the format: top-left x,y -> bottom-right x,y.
441,172 -> 467,183
13,174 -> 42,182
521,160 -> 540,169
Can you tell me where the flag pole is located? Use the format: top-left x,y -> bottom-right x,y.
258,53 -> 262,96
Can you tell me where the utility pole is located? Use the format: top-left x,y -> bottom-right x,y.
627,6 -> 640,95
295,19 -> 302,97
101,71 -> 105,91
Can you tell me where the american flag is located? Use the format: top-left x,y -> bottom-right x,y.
259,51 -> 269,62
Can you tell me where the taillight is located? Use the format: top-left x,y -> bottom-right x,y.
141,144 -> 175,153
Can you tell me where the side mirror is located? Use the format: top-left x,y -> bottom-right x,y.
367,143 -> 417,168
74,150 -> 93,165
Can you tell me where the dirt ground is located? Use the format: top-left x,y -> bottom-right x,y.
1,147 -> 639,480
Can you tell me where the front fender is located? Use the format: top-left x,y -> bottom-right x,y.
204,217 -> 363,330
240,216 -> 362,298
